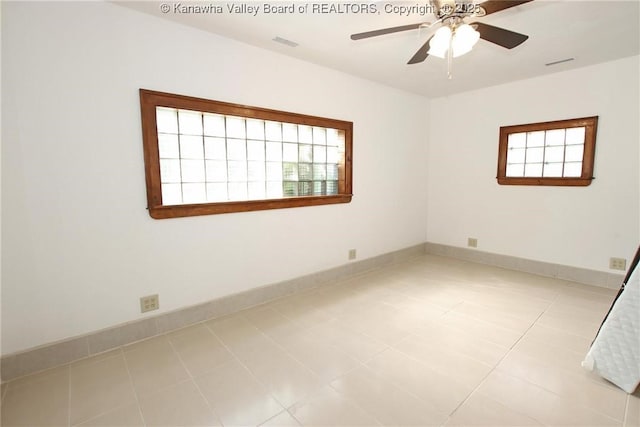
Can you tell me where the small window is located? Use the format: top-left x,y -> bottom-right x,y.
497,116 -> 598,186
140,90 -> 353,218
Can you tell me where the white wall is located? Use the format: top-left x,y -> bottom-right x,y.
427,56 -> 639,272
1,1 -> 429,354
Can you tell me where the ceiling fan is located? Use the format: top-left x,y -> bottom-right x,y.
351,0 -> 532,77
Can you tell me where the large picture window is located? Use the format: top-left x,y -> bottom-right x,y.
140,90 -> 353,218
497,116 -> 598,186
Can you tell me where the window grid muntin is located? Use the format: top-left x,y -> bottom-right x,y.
506,127 -> 586,179
156,107 -> 343,205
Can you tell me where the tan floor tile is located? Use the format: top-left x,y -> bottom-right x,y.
330,366 -> 449,426
69,353 -> 137,425
243,306 -> 306,342
259,410 -> 301,427
309,320 -> 388,363
195,359 -> 283,426
167,324 -> 234,377
365,348 -> 474,415
1,367 -> 69,426
521,323 -> 592,355
138,380 -> 220,426
289,385 -> 380,426
393,335 -> 493,387
446,392 -> 543,426
241,344 -> 322,408
275,329 -> 361,383
477,370 -> 620,426
75,403 -> 144,427
206,314 -> 276,361
626,393 -> 640,427
438,311 -> 523,348
123,336 -> 189,396
497,350 -> 627,421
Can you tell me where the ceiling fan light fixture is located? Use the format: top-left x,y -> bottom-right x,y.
428,23 -> 480,59
427,26 -> 452,58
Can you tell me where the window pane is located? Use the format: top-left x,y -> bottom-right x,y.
506,148 -> 525,164
179,135 -> 204,159
544,146 -> 565,163
299,144 -> 313,163
313,145 -> 326,163
207,183 -> 227,202
326,129 -> 341,146
204,137 -> 226,160
247,140 -> 265,161
266,182 -> 283,198
157,108 -> 178,134
526,147 -> 544,163
181,159 -> 205,182
265,121 -> 282,141
566,127 -> 585,145
299,163 -> 312,181
282,123 -> 298,142
161,183 -> 182,205
506,163 -> 524,177
266,142 -> 282,161
313,181 -> 326,195
205,160 -> 227,182
227,139 -> 246,160
507,132 -> 526,149
283,162 -> 298,181
545,129 -> 565,146
326,181 -> 338,194
266,162 -> 283,181
178,110 -> 203,135
228,182 -> 248,201
563,162 -> 583,177
158,134 -> 179,158
248,182 -> 266,200
160,159 -> 181,183
313,127 -> 326,145
203,114 -> 226,137
282,143 -> 298,162
327,164 -> 338,180
226,116 -> 246,139
299,182 -> 312,196
543,162 -> 563,177
228,161 -> 247,182
527,131 -> 545,147
182,183 -> 206,204
283,181 -> 298,196
524,163 -> 543,177
565,144 -> 584,162
246,119 -> 265,140
327,147 -> 339,163
313,164 -> 327,180
298,125 -> 313,144
248,161 -> 265,181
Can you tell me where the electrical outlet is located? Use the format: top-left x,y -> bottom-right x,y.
467,238 -> 478,248
348,249 -> 357,260
140,294 -> 159,313
609,257 -> 627,271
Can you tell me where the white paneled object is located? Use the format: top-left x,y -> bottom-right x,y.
583,255 -> 640,393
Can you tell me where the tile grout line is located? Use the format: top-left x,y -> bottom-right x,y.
120,346 -> 148,427
439,290 -> 560,426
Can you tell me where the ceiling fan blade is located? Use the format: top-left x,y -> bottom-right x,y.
479,0 -> 533,16
473,22 -> 528,49
407,36 -> 433,64
351,23 -> 430,40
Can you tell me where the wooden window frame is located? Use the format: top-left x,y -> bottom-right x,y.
497,116 -> 598,186
140,89 -> 353,219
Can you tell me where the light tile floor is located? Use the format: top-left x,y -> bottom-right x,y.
1,254 -> 639,426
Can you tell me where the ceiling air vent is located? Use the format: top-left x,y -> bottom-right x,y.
545,57 -> 575,66
272,36 -> 298,48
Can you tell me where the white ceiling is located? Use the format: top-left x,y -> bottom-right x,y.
118,0 -> 640,97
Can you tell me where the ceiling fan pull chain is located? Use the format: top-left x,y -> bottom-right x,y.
447,30 -> 453,79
